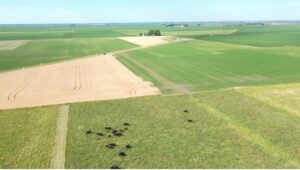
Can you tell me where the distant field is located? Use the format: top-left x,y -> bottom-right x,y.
197,25 -> 300,47
0,38 -> 137,72
65,84 -> 300,168
0,106 -> 58,168
114,26 -> 236,37
0,25 -> 126,40
118,40 -> 300,93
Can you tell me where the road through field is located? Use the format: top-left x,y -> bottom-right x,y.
0,54 -> 160,110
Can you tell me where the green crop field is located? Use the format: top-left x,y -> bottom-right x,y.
0,38 -> 136,72
118,39 -> 300,94
0,106 -> 58,168
0,25 -> 128,40
196,25 -> 300,47
65,85 -> 300,169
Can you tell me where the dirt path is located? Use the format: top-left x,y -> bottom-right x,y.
50,105 -> 69,169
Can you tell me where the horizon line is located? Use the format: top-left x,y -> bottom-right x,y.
0,19 -> 300,25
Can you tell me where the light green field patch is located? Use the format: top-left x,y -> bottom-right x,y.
0,106 -> 58,168
239,83 -> 300,117
0,40 -> 29,50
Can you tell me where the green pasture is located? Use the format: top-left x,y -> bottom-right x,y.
65,86 -> 300,168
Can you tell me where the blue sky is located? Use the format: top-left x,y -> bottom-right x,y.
0,0 -> 300,24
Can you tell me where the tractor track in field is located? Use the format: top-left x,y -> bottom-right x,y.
102,56 -> 135,96
7,71 -> 37,101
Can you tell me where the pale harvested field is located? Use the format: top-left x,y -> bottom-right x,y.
0,40 -> 29,50
0,54 -> 160,110
119,36 -> 170,47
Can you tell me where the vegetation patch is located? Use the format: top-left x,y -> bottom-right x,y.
0,106 -> 58,168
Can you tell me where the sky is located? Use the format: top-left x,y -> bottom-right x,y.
0,0 -> 300,24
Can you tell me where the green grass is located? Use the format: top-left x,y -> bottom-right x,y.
118,40 -> 300,93
65,87 -> 300,168
197,25 -> 300,47
0,106 -> 58,168
0,38 -> 137,72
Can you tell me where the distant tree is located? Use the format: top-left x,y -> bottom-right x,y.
147,30 -> 162,36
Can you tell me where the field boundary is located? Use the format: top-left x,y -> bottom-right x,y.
50,105 -> 70,169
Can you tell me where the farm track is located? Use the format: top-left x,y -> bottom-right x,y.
50,105 -> 69,169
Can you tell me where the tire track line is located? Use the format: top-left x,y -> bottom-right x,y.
102,56 -> 134,96
7,71 -> 37,101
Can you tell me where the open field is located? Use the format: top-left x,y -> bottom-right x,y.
0,54 -> 160,110
0,106 -> 58,168
0,38 -> 136,72
0,40 -> 29,50
197,25 -> 300,47
118,40 -> 300,93
65,84 -> 300,169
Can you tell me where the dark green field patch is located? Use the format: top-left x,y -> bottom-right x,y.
196,25 -> 300,47
0,38 -> 137,72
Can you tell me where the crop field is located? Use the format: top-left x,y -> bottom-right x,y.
1,24 -> 300,169
118,40 -> 300,93
0,37 -> 136,72
0,25 -> 128,40
0,106 -> 58,168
